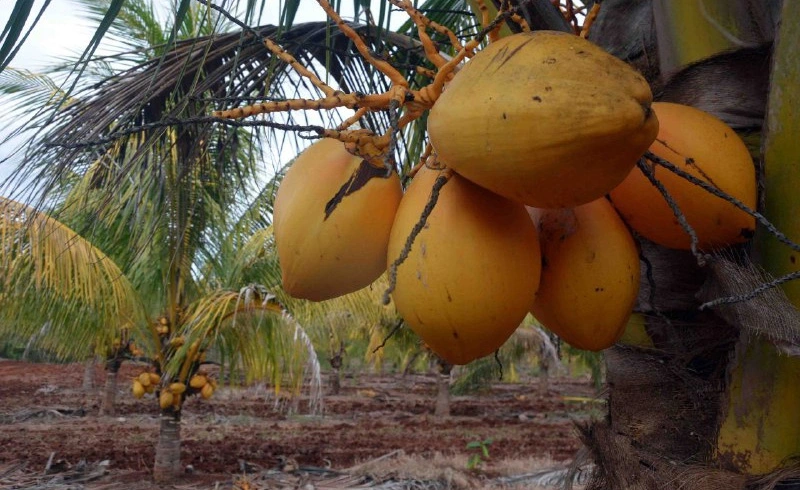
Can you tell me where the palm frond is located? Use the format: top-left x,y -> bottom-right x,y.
0,66 -> 67,100
0,0 -> 43,73
169,285 -> 323,412
0,197 -> 147,358
0,67 -> 76,164
7,19 -> 428,204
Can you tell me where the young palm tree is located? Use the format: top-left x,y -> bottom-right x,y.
0,0 -> 396,483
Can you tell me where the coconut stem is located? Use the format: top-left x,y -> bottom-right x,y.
700,270 -> 800,310
579,2 -> 602,38
371,319 -> 405,354
389,0 -> 464,60
385,99 -> 401,175
315,0 -> 408,86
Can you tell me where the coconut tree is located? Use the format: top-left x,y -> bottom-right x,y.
576,2 -> 797,488
1,0 -> 248,416
0,1 -> 336,483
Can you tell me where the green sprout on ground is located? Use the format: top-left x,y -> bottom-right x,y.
466,437 -> 493,470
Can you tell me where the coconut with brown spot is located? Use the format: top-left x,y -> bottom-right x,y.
609,102 -> 756,250
428,30 -> 658,208
274,138 -> 403,301
530,198 -> 640,351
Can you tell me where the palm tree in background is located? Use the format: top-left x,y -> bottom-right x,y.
0,0 -> 397,482
4,0 -> 800,488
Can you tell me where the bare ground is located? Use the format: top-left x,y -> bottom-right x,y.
0,360 -> 599,489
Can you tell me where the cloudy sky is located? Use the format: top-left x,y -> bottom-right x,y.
3,1 -> 94,72
1,1 -> 92,194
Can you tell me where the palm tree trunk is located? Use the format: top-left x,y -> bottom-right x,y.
22,321 -> 50,360
715,5 -> 800,474
402,350 -> 422,377
82,357 -> 96,391
153,409 -> 182,483
99,358 -> 122,416
652,0 -> 755,76
434,359 -> 452,418
329,342 -> 344,395
329,367 -> 341,395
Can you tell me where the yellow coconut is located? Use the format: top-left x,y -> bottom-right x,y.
273,138 -> 403,301
388,166 -> 541,365
169,382 -> 187,395
132,380 -> 146,399
138,372 -> 152,387
159,391 -> 174,410
169,336 -> 185,348
530,198 -> 640,351
189,374 -> 207,389
609,102 -> 756,250
428,30 -> 658,208
200,383 -> 215,399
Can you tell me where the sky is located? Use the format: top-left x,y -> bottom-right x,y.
0,0 -> 376,198
2,1 -> 95,72
0,1 -> 93,194
2,0 -> 377,71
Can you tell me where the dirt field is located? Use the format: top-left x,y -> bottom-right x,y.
0,359 -> 599,489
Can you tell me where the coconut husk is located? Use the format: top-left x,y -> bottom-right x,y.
698,255 -> 800,356
576,421 -> 749,490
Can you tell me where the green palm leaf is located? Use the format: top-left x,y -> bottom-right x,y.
0,0 -> 41,72
168,285 -> 323,410
0,197 -> 147,358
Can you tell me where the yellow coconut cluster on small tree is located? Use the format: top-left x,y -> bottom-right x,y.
214,1 -> 758,362
130,343 -> 219,411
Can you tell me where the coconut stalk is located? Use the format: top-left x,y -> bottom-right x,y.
82,357 -> 96,391
329,340 -> 344,396
715,4 -> 800,474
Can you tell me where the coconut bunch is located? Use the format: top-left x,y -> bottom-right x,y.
131,370 -> 217,410
270,31 -> 756,365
